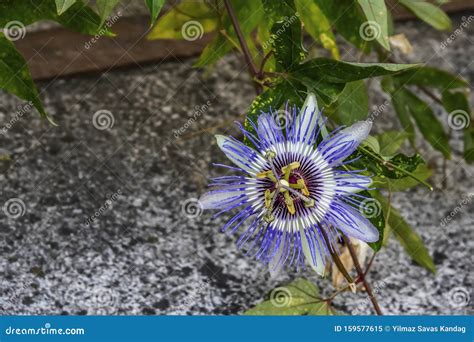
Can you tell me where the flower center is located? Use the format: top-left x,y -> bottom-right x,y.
257,152 -> 315,222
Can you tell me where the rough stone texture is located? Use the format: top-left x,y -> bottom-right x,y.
0,14 -> 473,315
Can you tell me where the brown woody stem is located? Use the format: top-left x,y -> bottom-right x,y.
223,0 -> 262,94
343,235 -> 383,315
319,227 -> 355,286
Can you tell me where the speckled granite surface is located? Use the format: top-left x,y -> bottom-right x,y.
0,14 -> 473,315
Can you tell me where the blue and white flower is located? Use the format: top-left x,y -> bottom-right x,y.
199,93 -> 379,275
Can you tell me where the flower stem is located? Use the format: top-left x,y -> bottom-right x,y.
258,51 -> 273,78
342,235 -> 383,315
319,227 -> 355,288
223,0 -> 262,94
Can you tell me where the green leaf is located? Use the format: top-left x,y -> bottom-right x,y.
357,0 -> 390,50
195,35 -> 229,68
380,153 -> 425,179
387,7 -> 395,36
145,0 -> 165,27
55,0 -> 76,15
261,0 -> 305,71
262,0 -> 295,20
442,90 -> 470,114
400,87 -> 451,158
357,146 -> 433,190
147,1 -> 218,40
244,278 -> 337,315
269,14 -> 305,71
0,0 -> 107,36
375,163 -> 432,191
392,95 -> 416,145
297,79 -> 346,106
243,79 -> 306,147
336,80 -> 369,124
289,60 -> 416,106
375,130 -> 409,156
442,90 -> 473,162
194,0 -> 263,67
290,58 -> 419,83
96,0 -> 120,26
354,147 -> 427,180
383,77 -> 415,144
294,0 -> 339,59
317,0 -> 371,52
245,79 -> 305,129
464,124 -> 474,163
362,135 -> 380,154
394,66 -> 468,90
372,191 -> 436,273
358,191 -> 385,252
0,34 -> 53,123
398,0 -> 451,31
